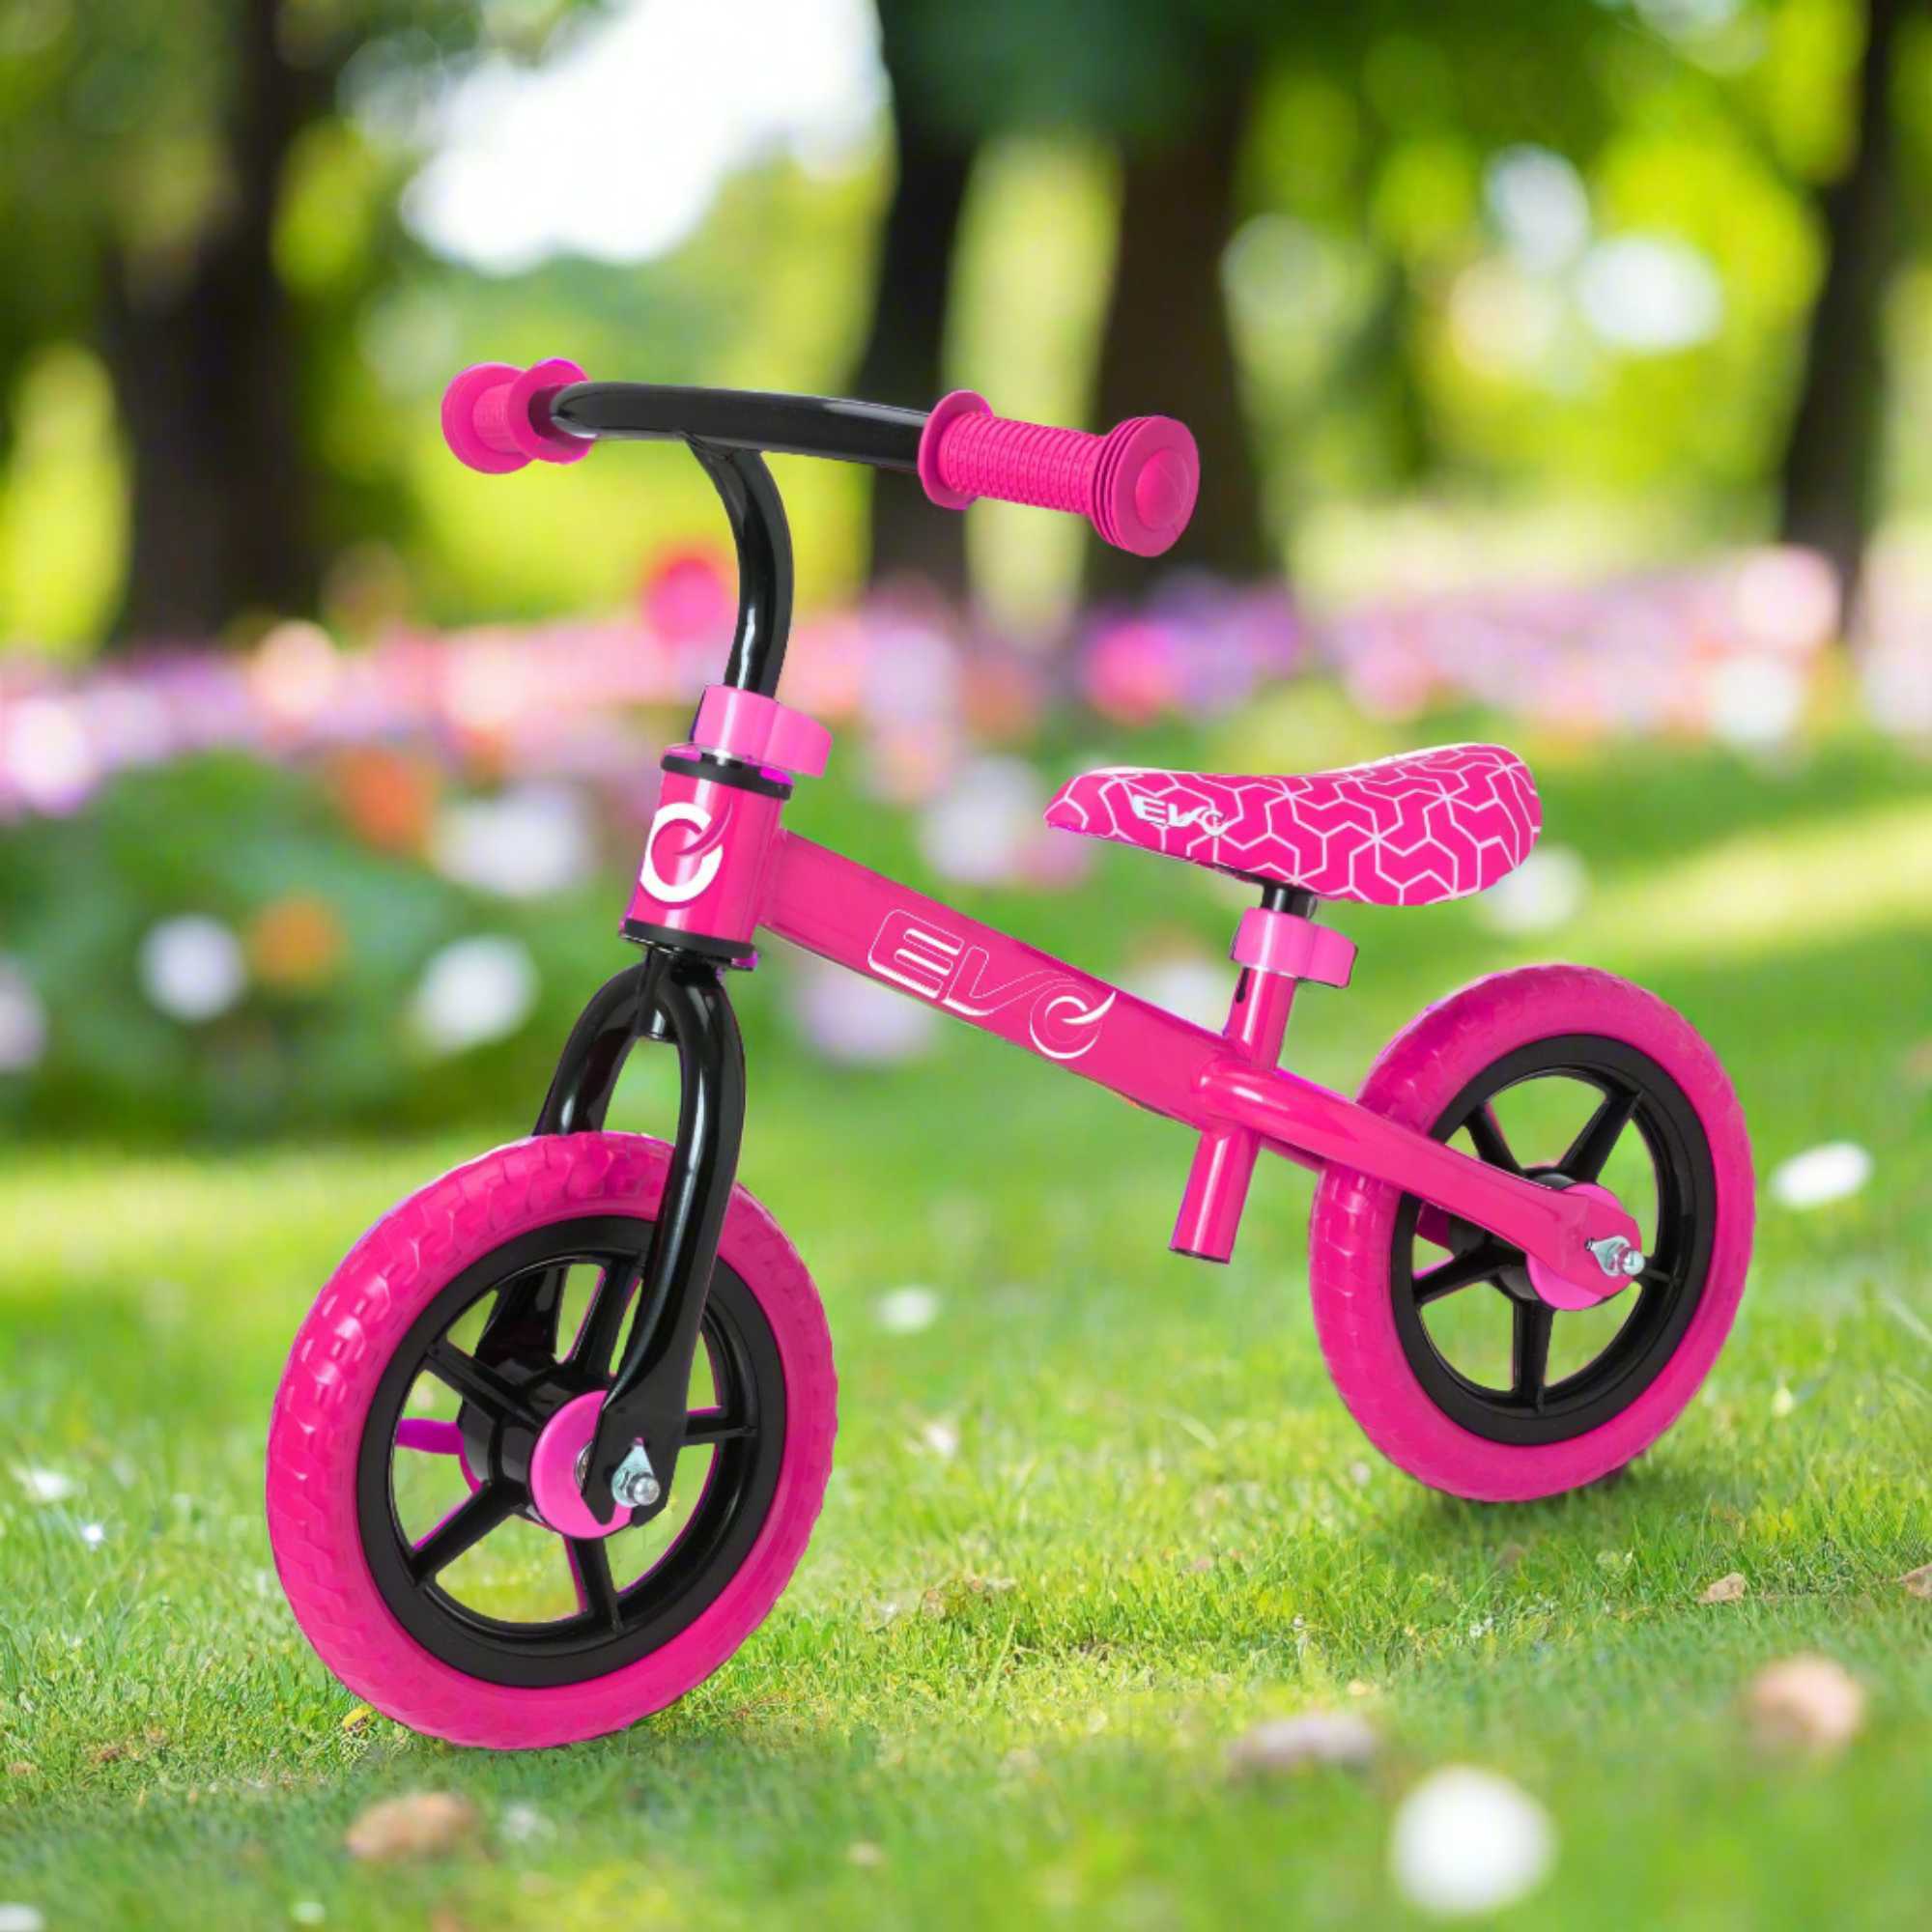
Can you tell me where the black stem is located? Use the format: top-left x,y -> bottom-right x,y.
690,440 -> 793,697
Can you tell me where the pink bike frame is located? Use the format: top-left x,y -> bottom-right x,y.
625,689 -> 1640,1298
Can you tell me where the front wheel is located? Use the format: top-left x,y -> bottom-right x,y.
1308,966 -> 1752,1502
267,1132 -> 836,1748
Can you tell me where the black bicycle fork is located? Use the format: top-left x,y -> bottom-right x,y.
532,945 -> 747,1523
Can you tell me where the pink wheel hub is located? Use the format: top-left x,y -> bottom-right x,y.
1526,1181 -> 1633,1311
527,1390 -> 634,1540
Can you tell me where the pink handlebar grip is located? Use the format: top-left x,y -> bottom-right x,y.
917,390 -> 1198,556
441,358 -> 591,473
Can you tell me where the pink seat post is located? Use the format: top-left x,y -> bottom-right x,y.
1171,904 -> 1357,1263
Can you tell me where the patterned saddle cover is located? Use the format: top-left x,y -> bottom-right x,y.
1043,744 -> 1541,908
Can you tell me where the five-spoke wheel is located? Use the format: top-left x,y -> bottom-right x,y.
1309,966 -> 1752,1501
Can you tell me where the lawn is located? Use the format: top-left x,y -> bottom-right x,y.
1,723 -> 1928,1929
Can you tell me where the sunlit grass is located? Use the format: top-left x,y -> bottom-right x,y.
1564,796 -> 1932,965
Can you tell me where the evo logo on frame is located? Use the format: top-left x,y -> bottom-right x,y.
639,802 -> 728,904
867,909 -> 1115,1061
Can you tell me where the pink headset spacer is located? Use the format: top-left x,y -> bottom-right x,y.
526,1390 -> 634,1539
691,685 -> 831,779
441,357 -> 591,473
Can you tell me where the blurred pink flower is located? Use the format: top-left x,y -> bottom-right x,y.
640,546 -> 734,644
787,957 -> 935,1065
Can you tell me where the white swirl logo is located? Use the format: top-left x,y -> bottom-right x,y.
639,802 -> 726,904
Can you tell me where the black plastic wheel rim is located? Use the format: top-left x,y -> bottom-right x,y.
1390,1035 -> 1717,1447
355,1214 -> 786,1690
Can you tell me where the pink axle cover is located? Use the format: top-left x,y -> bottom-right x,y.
1045,745 -> 1541,908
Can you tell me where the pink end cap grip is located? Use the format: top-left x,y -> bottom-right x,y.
918,390 -> 1199,557
442,358 -> 591,473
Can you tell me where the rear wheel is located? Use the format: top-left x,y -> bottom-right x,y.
1308,966 -> 1752,1501
268,1133 -> 835,1747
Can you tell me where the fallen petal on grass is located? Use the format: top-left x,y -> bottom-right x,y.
1389,1767 -> 1554,1918
344,1792 -> 481,1862
1699,1572 -> 1748,1604
498,1802 -> 547,1844
1768,1142 -> 1872,1210
0,1906 -> 47,1932
848,1841 -> 887,1868
1746,1656 -> 1866,1757
1900,1562 -> 1932,1600
13,1467 -> 75,1504
874,1286 -> 942,1335
1227,1712 -> 1379,1778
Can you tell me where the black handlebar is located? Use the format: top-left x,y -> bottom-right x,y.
552,383 -> 927,472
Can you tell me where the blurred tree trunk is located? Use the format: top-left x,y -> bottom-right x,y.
101,0 -> 323,644
853,12 -> 973,597
1776,0 -> 1911,616
1087,85 -> 1269,601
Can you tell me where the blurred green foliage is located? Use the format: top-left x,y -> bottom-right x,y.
1,0 -> 1928,645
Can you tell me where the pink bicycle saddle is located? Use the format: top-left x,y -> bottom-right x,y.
1044,744 -> 1541,907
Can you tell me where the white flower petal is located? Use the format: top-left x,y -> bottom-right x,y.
139,916 -> 247,1024
1389,1767 -> 1555,1918
14,1467 -> 75,1504
410,936 -> 538,1056
1474,845 -> 1589,936
1769,1142 -> 1872,1211
874,1286 -> 942,1335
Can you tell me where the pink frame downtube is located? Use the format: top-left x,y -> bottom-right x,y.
758,834 -> 1639,1293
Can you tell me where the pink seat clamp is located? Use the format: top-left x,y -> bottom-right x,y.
691,685 -> 832,779
1232,907 -> 1355,988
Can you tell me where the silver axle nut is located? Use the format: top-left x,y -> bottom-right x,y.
1586,1234 -> 1646,1280
609,1443 -> 662,1510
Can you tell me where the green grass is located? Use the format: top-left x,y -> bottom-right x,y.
2,726 -> 1929,1929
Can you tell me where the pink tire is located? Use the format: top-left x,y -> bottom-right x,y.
266,1132 -> 836,1748
1308,965 -> 1752,1502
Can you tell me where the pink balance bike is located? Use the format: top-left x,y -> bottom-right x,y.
267,360 -> 1754,1748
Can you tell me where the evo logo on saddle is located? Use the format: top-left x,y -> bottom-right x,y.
1128,792 -> 1228,835
867,908 -> 1116,1060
